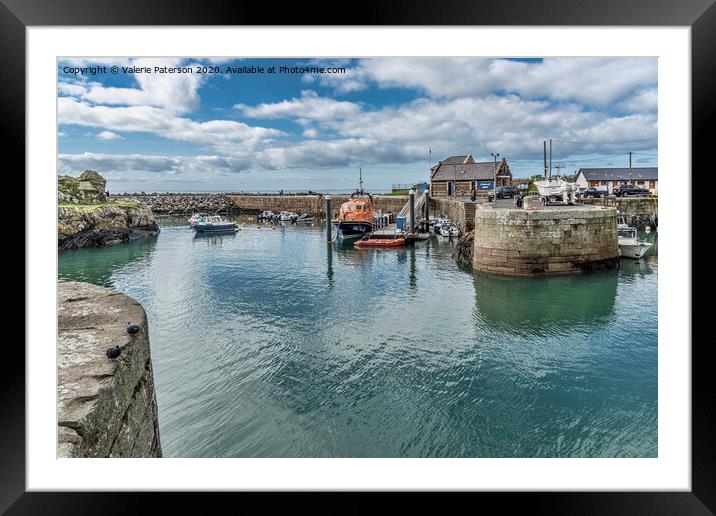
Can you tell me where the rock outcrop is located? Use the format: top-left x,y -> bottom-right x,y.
58,281 -> 162,458
58,202 -> 160,250
58,170 -> 107,203
451,230 -> 475,267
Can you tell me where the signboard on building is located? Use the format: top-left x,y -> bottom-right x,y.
477,180 -> 493,190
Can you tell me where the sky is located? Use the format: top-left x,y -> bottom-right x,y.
57,57 -> 658,193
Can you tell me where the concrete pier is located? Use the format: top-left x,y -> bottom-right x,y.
58,281 -> 162,457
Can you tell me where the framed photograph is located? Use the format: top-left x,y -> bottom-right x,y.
9,0 -> 711,512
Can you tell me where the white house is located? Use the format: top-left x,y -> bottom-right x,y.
575,167 -> 658,195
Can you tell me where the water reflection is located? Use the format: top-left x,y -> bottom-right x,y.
58,235 -> 157,287
473,270 -> 619,336
192,232 -> 237,245
619,258 -> 655,277
326,244 -> 334,287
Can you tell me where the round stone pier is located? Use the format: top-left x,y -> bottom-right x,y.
472,205 -> 619,276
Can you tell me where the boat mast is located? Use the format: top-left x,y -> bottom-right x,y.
359,167 -> 364,194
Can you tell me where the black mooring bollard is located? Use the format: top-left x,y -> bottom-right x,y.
325,195 -> 332,242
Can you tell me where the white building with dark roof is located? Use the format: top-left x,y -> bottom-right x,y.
430,154 -> 512,198
575,167 -> 658,195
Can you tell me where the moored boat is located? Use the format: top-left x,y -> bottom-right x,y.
279,211 -> 298,222
617,227 -> 653,259
193,215 -> 238,233
354,235 -> 405,248
333,169 -> 374,240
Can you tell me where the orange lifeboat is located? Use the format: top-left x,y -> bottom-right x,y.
333,197 -> 374,239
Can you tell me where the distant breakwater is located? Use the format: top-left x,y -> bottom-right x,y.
113,193 -> 241,215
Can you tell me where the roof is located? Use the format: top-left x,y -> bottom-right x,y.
577,167 -> 658,181
440,155 -> 471,165
431,156 -> 511,182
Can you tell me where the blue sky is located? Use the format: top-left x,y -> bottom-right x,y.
58,57 -> 657,192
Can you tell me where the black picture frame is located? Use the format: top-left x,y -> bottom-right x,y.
6,0 -> 711,512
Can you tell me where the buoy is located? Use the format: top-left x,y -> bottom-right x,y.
645,226 -> 651,233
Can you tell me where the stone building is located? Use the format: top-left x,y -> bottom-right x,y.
430,154 -> 512,198
575,167 -> 658,195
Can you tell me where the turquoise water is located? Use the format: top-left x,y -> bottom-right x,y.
58,216 -> 658,457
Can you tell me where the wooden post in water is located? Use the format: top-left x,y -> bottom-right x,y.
325,195 -> 332,242
409,189 -> 416,235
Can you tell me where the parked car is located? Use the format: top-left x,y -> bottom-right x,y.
580,187 -> 607,198
612,184 -> 650,197
495,186 -> 519,199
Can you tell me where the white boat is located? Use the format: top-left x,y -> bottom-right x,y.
440,222 -> 459,237
618,227 -> 653,259
188,213 -> 207,226
193,215 -> 238,234
279,211 -> 298,221
534,176 -> 578,204
433,218 -> 450,235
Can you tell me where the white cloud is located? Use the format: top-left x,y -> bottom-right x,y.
618,88 -> 658,113
58,152 -> 252,175
58,81 -> 89,96
58,97 -> 283,150
80,58 -> 203,114
318,57 -> 658,107
97,130 -> 122,141
235,90 -> 361,122
228,92 -> 657,168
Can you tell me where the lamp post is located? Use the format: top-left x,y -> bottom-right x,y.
491,152 -> 500,204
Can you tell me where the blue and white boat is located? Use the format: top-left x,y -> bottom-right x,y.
193,215 -> 238,233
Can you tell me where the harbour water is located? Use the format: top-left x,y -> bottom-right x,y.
58,216 -> 658,457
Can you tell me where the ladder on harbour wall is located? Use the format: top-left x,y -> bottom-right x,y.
397,191 -> 429,231
464,202 -> 476,232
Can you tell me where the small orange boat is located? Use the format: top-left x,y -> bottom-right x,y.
354,236 -> 405,248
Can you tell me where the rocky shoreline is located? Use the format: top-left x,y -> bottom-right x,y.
113,193 -> 241,215
58,203 -> 160,250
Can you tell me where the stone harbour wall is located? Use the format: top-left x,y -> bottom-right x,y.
473,206 -> 619,276
581,197 -> 658,229
58,281 -> 162,458
227,194 -> 409,217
